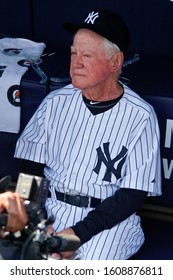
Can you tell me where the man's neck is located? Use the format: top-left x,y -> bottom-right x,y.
82,81 -> 123,102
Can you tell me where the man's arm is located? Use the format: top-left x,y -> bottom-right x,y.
20,159 -> 46,177
71,188 -> 148,244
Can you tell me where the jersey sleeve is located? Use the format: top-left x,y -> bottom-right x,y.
14,98 -> 49,164
119,106 -> 161,197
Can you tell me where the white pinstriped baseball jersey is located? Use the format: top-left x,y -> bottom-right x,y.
14,83 -> 161,259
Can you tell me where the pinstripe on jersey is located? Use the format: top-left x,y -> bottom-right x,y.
14,83 -> 161,259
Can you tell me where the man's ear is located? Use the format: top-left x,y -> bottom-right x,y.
111,52 -> 124,72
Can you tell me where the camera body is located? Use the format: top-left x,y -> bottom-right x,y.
16,173 -> 49,203
0,173 -> 50,259
0,173 -> 80,260
15,173 -> 49,226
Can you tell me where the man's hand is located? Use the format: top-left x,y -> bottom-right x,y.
47,226 -> 79,259
0,191 -> 28,234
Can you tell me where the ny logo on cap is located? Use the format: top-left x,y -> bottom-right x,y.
85,11 -> 99,24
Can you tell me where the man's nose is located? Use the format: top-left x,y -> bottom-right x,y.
72,55 -> 83,67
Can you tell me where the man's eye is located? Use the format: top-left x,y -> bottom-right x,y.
83,53 -> 92,58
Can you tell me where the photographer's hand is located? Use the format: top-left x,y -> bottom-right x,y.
0,191 -> 28,234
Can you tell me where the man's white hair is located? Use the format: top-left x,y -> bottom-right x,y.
102,37 -> 121,59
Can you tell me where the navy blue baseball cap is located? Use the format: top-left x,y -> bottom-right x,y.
63,9 -> 130,55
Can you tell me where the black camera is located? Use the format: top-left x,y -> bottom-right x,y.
15,173 -> 49,226
0,173 -> 80,260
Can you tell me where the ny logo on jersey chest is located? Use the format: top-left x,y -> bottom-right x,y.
93,142 -> 128,182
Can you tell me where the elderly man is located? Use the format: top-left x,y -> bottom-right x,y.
14,9 -> 161,259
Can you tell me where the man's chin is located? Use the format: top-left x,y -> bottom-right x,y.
71,79 -> 84,89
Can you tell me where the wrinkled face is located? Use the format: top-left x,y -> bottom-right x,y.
70,29 -> 114,92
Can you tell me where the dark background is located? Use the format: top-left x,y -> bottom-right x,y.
0,0 -> 172,56
1,0 -> 172,93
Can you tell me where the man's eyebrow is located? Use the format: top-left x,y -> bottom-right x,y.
70,46 -> 94,53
